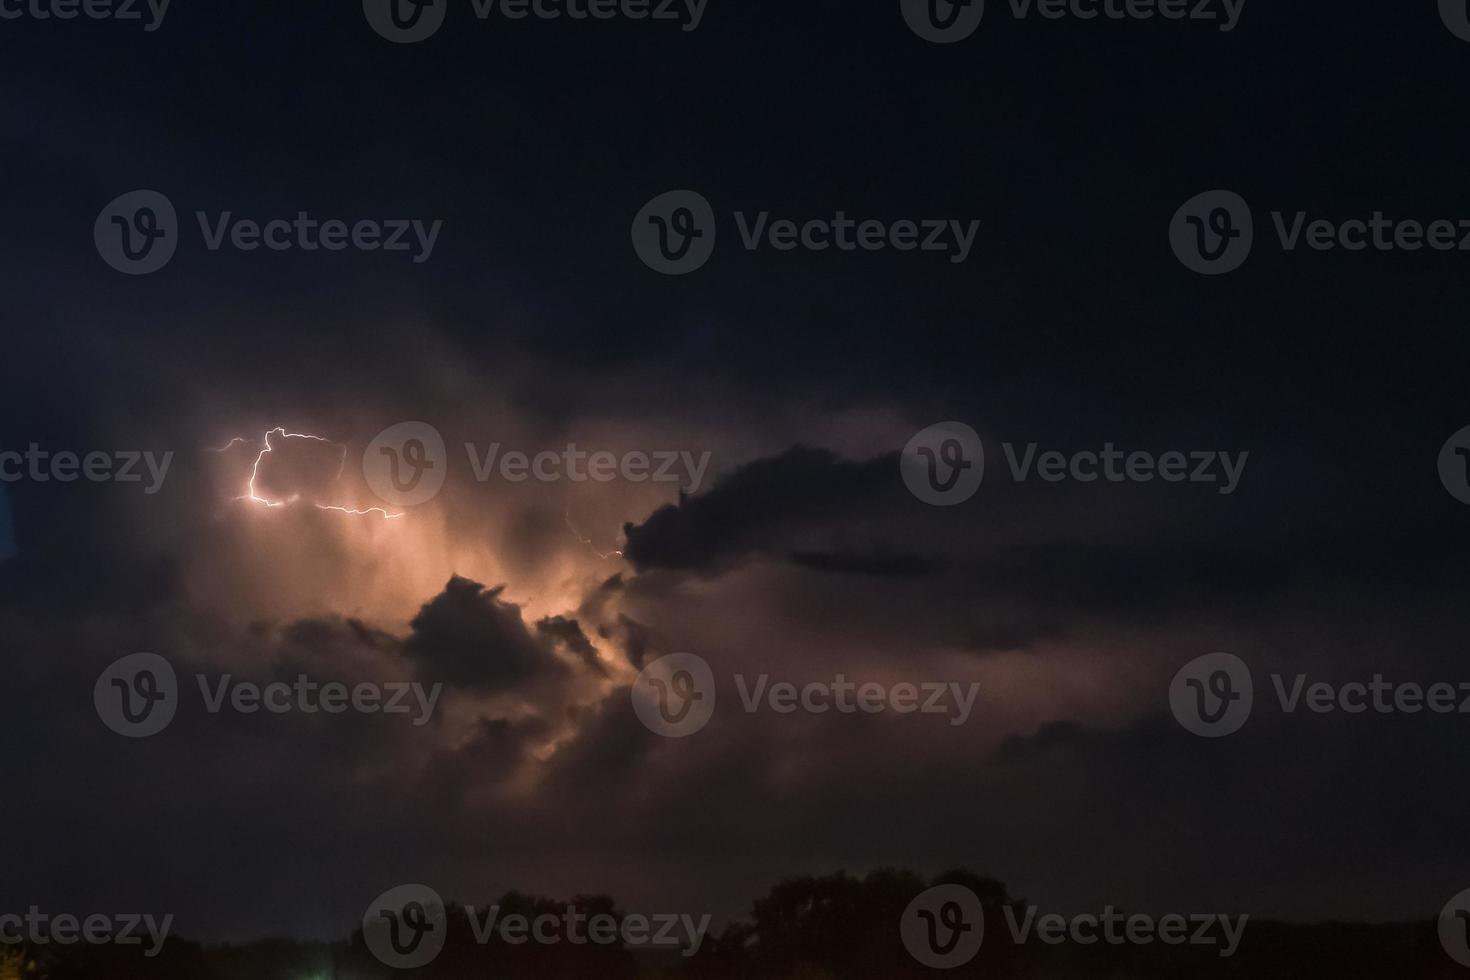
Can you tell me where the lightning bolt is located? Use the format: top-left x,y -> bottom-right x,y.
314,504 -> 406,519
214,427 -> 404,520
565,510 -> 623,560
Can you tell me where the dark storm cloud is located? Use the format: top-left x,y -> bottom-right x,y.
2,466 -> 1469,944
788,549 -> 949,579
418,713 -> 558,797
275,616 -> 401,665
622,437 -> 1470,654
536,614 -> 607,677
403,575 -> 570,691
621,447 -> 902,573
609,613 -> 660,669
0,567 -> 621,940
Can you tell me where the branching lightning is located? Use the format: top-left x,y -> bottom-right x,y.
565,510 -> 623,560
214,427 -> 404,520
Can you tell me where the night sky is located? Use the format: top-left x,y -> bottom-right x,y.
3,0 -> 1470,948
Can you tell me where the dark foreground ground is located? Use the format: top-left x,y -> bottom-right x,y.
1,869 -> 1460,979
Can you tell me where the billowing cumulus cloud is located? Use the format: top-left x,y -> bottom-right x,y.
5,331 -> 1467,945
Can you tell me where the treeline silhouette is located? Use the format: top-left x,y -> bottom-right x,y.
4,868 -> 1456,978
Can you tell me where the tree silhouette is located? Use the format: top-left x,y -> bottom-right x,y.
694,867 -> 1023,978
